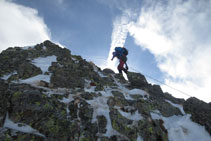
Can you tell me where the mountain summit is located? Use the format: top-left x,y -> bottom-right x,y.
0,40 -> 211,140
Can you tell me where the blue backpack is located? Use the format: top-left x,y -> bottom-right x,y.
115,47 -> 128,58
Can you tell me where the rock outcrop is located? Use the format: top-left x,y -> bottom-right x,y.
0,40 -> 210,140
184,97 -> 211,135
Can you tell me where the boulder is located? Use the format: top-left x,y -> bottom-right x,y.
127,72 -> 148,88
102,68 -> 115,74
109,108 -> 136,140
163,92 -> 185,104
183,97 -> 211,135
50,68 -> 85,88
7,83 -> 74,140
17,62 -> 42,79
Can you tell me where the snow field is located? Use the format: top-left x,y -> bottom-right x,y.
3,113 -> 45,137
151,104 -> 211,141
20,55 -> 57,85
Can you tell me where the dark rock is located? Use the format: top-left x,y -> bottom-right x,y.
38,80 -> 49,87
102,68 -> 115,74
79,100 -> 93,125
8,74 -> 19,82
0,80 -> 10,127
1,40 -> 210,140
149,85 -> 163,96
50,68 -> 85,88
134,98 -> 182,118
183,97 -> 211,135
107,97 -> 115,107
134,99 -> 155,118
17,62 -> 42,79
68,98 -> 97,140
130,94 -> 143,100
110,91 -> 129,107
7,84 -> 73,140
127,72 -> 148,88
163,92 -> 185,104
97,115 -> 107,133
137,120 -> 168,140
80,92 -> 95,100
0,48 -> 28,76
114,73 -> 127,84
0,131 -> 44,141
109,108 -> 137,140
151,99 -> 182,117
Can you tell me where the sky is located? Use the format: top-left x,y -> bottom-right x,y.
0,0 -> 211,103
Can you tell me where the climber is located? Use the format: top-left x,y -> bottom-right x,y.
111,46 -> 128,74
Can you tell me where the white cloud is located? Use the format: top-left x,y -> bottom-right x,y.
104,0 -> 141,72
106,14 -> 130,72
127,0 -> 211,102
0,0 -> 50,52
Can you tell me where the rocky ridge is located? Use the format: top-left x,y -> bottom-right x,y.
0,40 -> 210,141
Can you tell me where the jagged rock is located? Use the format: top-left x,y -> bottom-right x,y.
137,119 -> 168,140
127,72 -> 148,88
68,98 -> 98,140
114,73 -> 127,84
80,92 -> 98,100
163,92 -> 185,104
107,96 -> 115,107
38,80 -> 49,87
109,108 -> 136,140
151,99 -> 182,117
8,74 -> 19,82
97,115 -> 107,133
6,83 -> 75,140
110,91 -> 129,107
50,67 -> 85,88
134,98 -> 182,118
183,97 -> 211,135
1,40 -> 210,140
17,62 -> 42,79
148,85 -> 164,97
0,80 -> 10,127
134,99 -> 155,118
0,48 -> 28,77
130,94 -> 144,100
102,68 -> 115,74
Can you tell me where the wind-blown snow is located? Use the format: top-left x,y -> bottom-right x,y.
59,94 -> 74,104
85,84 -> 123,137
92,63 -> 107,78
4,113 -> 45,137
151,111 -> 211,141
84,79 -> 97,93
165,100 -> 185,115
1,71 -> 17,80
1,56 -> 57,84
87,96 -> 117,137
32,55 -> 57,73
20,74 -> 51,84
115,106 -> 143,121
128,88 -> 149,99
19,55 -> 57,85
112,75 -> 149,100
87,89 -> 120,137
137,135 -> 143,141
